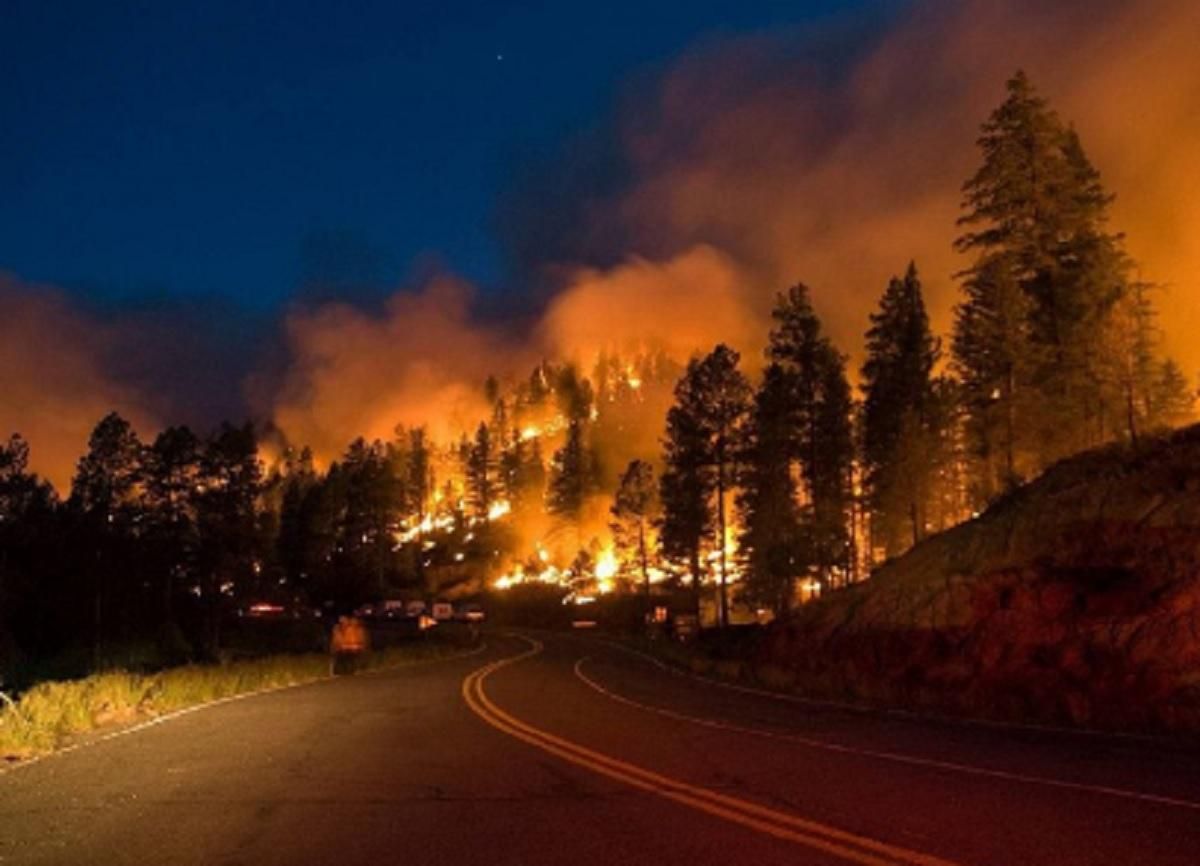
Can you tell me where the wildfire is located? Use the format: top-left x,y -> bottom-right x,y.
594,548 -> 618,580
493,562 -> 568,591
519,413 -> 569,442
393,511 -> 457,546
490,542 -> 626,604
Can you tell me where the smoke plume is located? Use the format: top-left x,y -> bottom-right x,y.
273,0 -> 1200,458
578,0 -> 1200,364
10,0 -> 1200,481
270,276 -> 521,463
0,276 -> 157,491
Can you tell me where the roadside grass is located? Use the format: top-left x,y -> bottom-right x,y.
0,636 -> 478,762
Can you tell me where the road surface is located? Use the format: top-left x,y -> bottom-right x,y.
3,632 -> 1199,866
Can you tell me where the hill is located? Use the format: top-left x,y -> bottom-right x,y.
765,425 -> 1200,733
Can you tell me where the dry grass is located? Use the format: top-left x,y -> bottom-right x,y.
0,639 -> 475,762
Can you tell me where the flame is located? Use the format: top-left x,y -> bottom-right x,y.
393,510 -> 458,546
594,548 -> 618,581
493,561 -> 570,591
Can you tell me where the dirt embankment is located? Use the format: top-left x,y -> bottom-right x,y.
767,425 -> 1200,733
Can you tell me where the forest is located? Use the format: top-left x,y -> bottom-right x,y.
1,72 -> 1194,681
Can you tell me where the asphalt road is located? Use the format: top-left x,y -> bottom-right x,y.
3,632 -> 1200,866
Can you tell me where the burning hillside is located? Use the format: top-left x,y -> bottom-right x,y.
4,1 -> 1200,672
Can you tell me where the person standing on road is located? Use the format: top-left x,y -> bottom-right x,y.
330,615 -> 369,675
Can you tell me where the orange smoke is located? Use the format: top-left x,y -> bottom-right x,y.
539,245 -> 765,365
269,0 -> 1200,454
0,275 -> 156,491
270,275 -> 525,463
11,0 -> 1200,484
598,0 -> 1200,370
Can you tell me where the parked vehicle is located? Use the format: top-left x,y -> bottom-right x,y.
456,602 -> 485,623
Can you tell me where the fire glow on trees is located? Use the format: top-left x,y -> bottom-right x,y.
334,348 -> 769,614
6,20 -> 1198,653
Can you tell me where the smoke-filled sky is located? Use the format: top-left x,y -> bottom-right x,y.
4,0 -> 1200,489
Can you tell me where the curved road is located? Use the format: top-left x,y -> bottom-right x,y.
3,632 -> 1199,865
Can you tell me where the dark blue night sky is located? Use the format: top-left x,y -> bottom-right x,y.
2,1 -> 876,310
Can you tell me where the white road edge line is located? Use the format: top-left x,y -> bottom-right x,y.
573,655 -> 1200,813
593,638 -> 1165,744
0,641 -> 488,778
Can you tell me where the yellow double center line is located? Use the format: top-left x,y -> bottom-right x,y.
462,638 -> 965,866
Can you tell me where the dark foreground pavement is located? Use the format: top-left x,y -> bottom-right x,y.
3,632 -> 1200,866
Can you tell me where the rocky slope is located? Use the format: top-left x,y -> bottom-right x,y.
766,425 -> 1200,733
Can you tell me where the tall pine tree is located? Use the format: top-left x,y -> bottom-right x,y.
659,345 -> 750,626
764,285 -> 855,589
861,264 -> 943,558
737,364 -> 802,613
953,71 -> 1188,501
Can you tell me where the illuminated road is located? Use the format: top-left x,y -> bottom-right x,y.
3,633 -> 1200,866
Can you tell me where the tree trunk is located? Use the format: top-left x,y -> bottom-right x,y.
1004,364 -> 1016,487
690,547 -> 702,618
716,453 -> 729,629
1126,381 -> 1138,444
638,520 -> 649,604
93,545 -> 104,670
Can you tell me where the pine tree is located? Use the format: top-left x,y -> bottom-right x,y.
406,428 -> 433,525
144,426 -> 201,630
277,447 -> 320,594
554,364 -> 594,423
659,402 -> 712,610
767,285 -> 855,588
465,423 -> 496,520
809,345 -> 855,585
737,364 -> 802,613
71,412 -> 146,664
610,459 -> 657,600
500,428 -> 546,514
0,435 -> 55,520
547,420 -> 589,526
954,71 -> 1156,489
334,439 -> 402,601
1055,127 -> 1136,446
71,412 -> 144,519
194,423 -> 261,655
1147,359 -> 1195,431
1101,279 -> 1160,442
952,256 -> 1033,498
860,264 -> 942,558
658,345 -> 750,626
0,435 -> 59,667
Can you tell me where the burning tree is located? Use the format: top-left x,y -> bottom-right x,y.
609,459 -> 658,601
